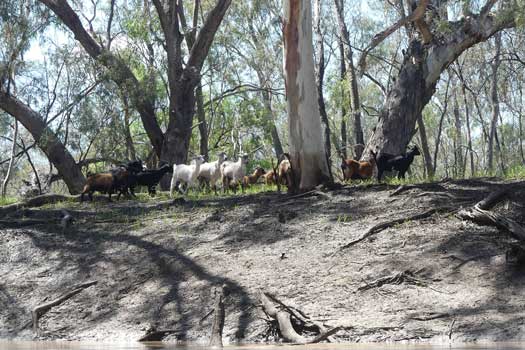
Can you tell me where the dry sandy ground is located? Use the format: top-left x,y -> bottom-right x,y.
1,178 -> 525,344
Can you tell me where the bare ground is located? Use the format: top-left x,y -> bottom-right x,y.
1,178 -> 525,344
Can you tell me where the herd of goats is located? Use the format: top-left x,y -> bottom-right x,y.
80,145 -> 421,202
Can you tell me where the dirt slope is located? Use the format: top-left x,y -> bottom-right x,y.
1,178 -> 525,344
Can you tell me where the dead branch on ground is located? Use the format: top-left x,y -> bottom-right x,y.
338,206 -> 455,251
32,280 -> 97,334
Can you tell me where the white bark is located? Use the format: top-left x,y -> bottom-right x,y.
283,0 -> 330,191
2,120 -> 18,198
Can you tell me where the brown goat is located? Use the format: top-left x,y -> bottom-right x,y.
264,170 -> 276,185
277,153 -> 294,192
341,157 -> 375,181
81,167 -> 131,202
243,167 -> 266,187
81,173 -> 115,202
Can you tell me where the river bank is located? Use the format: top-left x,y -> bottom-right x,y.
1,178 -> 525,344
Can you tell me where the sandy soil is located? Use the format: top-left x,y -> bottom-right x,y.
1,178 -> 525,344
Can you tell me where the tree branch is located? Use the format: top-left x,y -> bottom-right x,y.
357,0 -> 429,74
187,0 -> 232,72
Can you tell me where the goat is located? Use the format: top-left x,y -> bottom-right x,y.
275,153 -> 295,193
81,160 -> 142,202
111,160 -> 143,198
170,155 -> 205,196
264,159 -> 279,186
372,145 -> 421,182
81,172 -> 121,202
220,154 -> 249,193
341,157 -> 375,181
197,152 -> 228,194
242,167 -> 266,187
133,163 -> 172,195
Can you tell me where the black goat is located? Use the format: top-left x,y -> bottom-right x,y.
132,163 -> 172,195
372,145 -> 421,182
111,160 -> 143,198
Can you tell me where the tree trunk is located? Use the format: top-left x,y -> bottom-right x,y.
122,93 -> 137,161
432,77 -> 449,175
416,114 -> 433,178
334,0 -> 364,159
488,32 -> 502,173
2,120 -> 18,198
196,83 -> 209,160
40,0 -> 231,167
519,85 -> 525,163
339,40 -> 348,159
460,76 -> 475,176
283,0 -> 330,192
363,6 -> 516,159
314,0 -> 333,180
0,92 -> 85,194
257,74 -> 284,158
453,90 -> 464,178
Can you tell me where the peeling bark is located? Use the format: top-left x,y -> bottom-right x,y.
1,120 -> 18,198
283,0 -> 330,191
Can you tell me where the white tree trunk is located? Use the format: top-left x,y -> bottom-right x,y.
283,0 -> 330,191
2,120 -> 18,198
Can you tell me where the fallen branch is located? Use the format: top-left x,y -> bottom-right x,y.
32,280 -> 97,334
339,206 -> 454,251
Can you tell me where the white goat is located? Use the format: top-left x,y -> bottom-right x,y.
198,152 -> 227,194
220,154 -> 249,193
170,155 -> 205,197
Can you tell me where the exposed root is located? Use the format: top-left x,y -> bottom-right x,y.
408,312 -> 450,321
209,285 -> 226,347
338,206 -> 455,251
32,280 -> 97,334
357,270 -> 424,291
138,328 -> 180,342
456,189 -> 525,242
259,292 -> 341,344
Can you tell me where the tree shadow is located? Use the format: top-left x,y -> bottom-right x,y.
5,222 -> 253,341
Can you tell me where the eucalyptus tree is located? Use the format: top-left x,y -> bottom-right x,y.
0,0 -> 86,193
38,0 -> 232,169
283,0 -> 330,191
361,0 -> 521,159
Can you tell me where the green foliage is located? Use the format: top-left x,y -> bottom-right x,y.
0,196 -> 17,206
